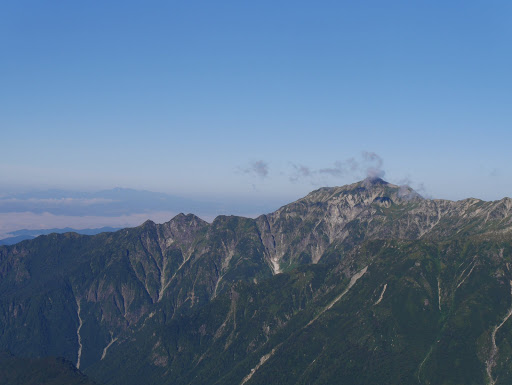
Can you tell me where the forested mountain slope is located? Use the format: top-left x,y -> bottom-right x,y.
2,178 -> 512,384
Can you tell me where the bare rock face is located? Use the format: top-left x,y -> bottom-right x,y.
255,178 -> 512,272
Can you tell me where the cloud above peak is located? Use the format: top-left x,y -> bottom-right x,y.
362,151 -> 385,179
290,151 -> 386,183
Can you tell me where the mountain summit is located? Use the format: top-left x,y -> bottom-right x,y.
1,179 -> 512,384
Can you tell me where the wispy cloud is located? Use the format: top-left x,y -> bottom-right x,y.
362,151 -> 385,179
290,151 -> 386,182
318,157 -> 360,178
319,161 -> 346,178
290,164 -> 312,182
242,160 -> 269,178
396,176 -> 430,198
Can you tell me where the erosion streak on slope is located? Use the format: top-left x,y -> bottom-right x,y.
486,280 -> 512,385
213,269 -> 228,299
438,278 -> 442,311
213,275 -> 223,298
456,256 -> 477,283
76,299 -> 84,369
306,266 -> 368,327
158,251 -> 192,302
101,332 -> 118,360
417,345 -> 434,384
158,256 -> 168,301
271,257 -> 281,275
213,288 -> 239,340
374,283 -> 387,305
240,348 -> 277,385
418,206 -> 443,237
456,260 -> 477,289
213,241 -> 236,298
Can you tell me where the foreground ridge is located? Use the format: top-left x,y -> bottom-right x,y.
1,179 -> 512,384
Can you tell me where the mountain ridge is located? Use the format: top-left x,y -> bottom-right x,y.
0,227 -> 122,246
2,178 -> 512,384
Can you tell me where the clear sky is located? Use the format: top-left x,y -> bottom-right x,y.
1,0 -> 511,204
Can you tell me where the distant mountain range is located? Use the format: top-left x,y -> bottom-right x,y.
2,178 -> 512,384
0,187 -> 289,243
0,187 -> 286,217
0,227 -> 121,246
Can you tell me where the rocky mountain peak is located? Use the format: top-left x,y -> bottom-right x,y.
300,178 -> 422,208
360,176 -> 389,187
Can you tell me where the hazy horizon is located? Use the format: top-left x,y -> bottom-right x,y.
2,175 -> 512,240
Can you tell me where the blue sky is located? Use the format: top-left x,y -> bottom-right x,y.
1,0 -> 511,207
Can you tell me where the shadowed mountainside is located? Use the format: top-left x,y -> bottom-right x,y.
0,352 -> 98,385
